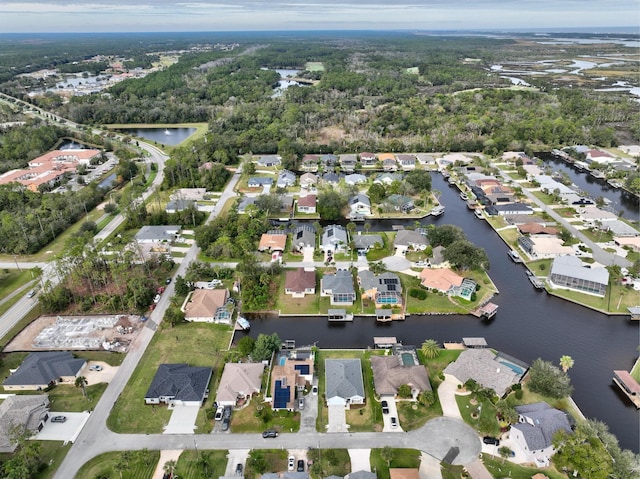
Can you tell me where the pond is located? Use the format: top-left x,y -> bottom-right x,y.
119,127 -> 196,146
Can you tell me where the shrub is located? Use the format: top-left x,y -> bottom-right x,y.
409,288 -> 427,300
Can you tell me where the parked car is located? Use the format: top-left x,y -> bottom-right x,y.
483,436 -> 500,446
311,385 -> 318,395
157,286 -> 165,294
381,400 -> 389,415
223,405 -> 232,419
214,406 -> 224,421
288,456 -> 295,471
297,460 -> 305,472
51,416 -> 66,423
236,464 -> 243,475
89,364 -> 103,371
27,290 -> 36,298
221,417 -> 230,431
165,278 -> 172,284
262,429 -> 278,438
390,417 -> 398,428
298,397 -> 305,410
153,294 -> 161,304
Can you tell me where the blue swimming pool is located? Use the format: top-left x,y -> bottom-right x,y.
500,360 -> 524,375
401,352 -> 417,366
279,357 -> 286,366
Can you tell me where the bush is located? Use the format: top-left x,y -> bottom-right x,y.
409,288 -> 427,300
515,389 -> 523,400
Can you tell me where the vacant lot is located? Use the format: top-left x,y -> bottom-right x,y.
107,322 -> 233,433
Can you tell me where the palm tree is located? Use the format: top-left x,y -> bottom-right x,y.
75,376 -> 88,398
421,339 -> 440,359
559,355 -> 574,373
164,459 -> 177,478
380,446 -> 394,466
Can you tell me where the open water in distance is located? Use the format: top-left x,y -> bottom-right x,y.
242,172 -> 640,452
119,127 -> 196,146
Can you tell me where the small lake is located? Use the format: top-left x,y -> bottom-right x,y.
119,127 -> 196,146
272,69 -> 303,98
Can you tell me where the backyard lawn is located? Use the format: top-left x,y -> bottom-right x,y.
175,449 -> 228,479
74,450 -> 159,479
482,454 -> 567,479
370,448 -> 421,479
245,449 -> 288,479
107,322 -> 233,433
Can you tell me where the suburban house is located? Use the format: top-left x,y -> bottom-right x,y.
360,152 -> 377,167
325,358 -> 365,408
394,229 -> 428,254
339,154 -> 358,172
144,363 -> 212,406
419,268 -> 475,300
494,203 -> 534,216
277,170 -> 296,188
301,155 -> 320,172
378,153 -> 397,171
299,172 -> 318,188
165,199 -> 196,213
182,288 -> 230,323
510,402 -> 574,466
291,225 -> 316,253
429,245 -> 450,269
322,172 -> 341,185
374,173 -> 403,186
345,173 -> 367,186
396,154 -> 416,170
548,255 -> 609,297
353,233 -> 383,254
358,271 -> 403,306
297,194 -> 317,214
321,225 -> 348,253
518,236 -> 574,259
517,224 -> 559,236
285,268 -> 316,298
215,362 -> 265,407
385,194 -> 414,213
320,154 -> 338,167
3,352 -> 86,391
258,231 -> 288,252
256,155 -> 281,167
321,270 -> 356,305
237,196 -> 257,214
247,177 -> 274,189
443,348 -> 525,397
349,194 -> 372,217
135,225 -> 181,245
271,351 -> 315,410
0,395 -> 50,452
370,354 -> 431,398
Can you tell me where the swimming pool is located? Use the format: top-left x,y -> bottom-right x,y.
499,360 -> 524,375
401,352 -> 417,366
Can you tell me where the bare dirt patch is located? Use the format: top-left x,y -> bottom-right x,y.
4,314 -> 143,352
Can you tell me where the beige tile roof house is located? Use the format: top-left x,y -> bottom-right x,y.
370,355 -> 431,397
419,268 -> 464,293
182,289 -> 229,322
216,362 -> 265,407
285,268 -> 316,297
258,232 -> 287,252
389,469 -> 420,479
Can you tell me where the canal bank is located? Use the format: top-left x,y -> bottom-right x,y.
240,172 -> 640,452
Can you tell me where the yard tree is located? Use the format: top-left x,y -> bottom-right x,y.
398,384 -> 412,398
559,355 -> 574,373
443,239 -> 489,271
553,423 -> 613,479
421,339 -> 440,359
237,336 -> 256,357
527,358 -> 573,399
252,332 -> 281,361
317,190 -> 347,221
405,169 -> 432,194
380,446 -> 394,466
75,375 -> 88,398
426,224 -> 466,247
498,446 -> 512,464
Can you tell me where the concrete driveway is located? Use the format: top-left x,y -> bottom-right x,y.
299,389 -> 319,433
302,247 -> 315,263
348,449 -> 371,472
34,411 -> 90,442
225,449 -> 250,476
437,375 -> 463,419
327,404 -> 348,433
83,361 -> 118,385
164,404 -> 200,434
382,255 -> 411,272
381,396 -> 403,432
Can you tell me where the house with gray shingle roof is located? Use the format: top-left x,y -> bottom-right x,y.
0,395 -> 49,452
370,355 -> 431,397
321,225 -> 348,253
339,154 -> 358,172
237,196 -> 257,214
549,255 -> 609,297
385,194 -> 414,213
3,352 -> 86,391
349,194 -> 372,217
511,402 -> 573,466
345,173 -> 367,186
321,270 -> 356,305
347,472 -> 376,479
325,358 -> 365,408
277,170 -> 296,188
144,363 -> 212,406
248,177 -> 274,189
358,270 -> 403,306
320,154 -> 338,167
374,173 -> 403,186
443,348 -> 522,397
291,225 -> 316,252
394,230 -> 428,254
165,199 -> 196,214
322,172 -> 341,185
135,225 -> 181,244
353,233 -> 382,253
256,155 -> 281,167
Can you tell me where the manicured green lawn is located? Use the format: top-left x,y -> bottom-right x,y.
548,279 -> 637,314
630,358 -> 640,382
74,450 -> 159,479
275,271 -> 320,315
0,305 -> 42,349
175,450 -> 228,479
107,322 -> 233,433
455,394 -> 501,437
48,383 -> 108,412
246,449 -> 288,479
307,448 -> 351,478
396,398 -> 442,431
370,449 -> 421,479
232,399 -> 300,433
482,454 -> 567,479
0,269 -> 39,300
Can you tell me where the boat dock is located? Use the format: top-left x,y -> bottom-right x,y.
613,370 -> 640,409
430,205 -> 445,217
526,271 -> 546,289
508,250 -> 523,263
328,309 -> 353,322
374,336 -> 398,349
471,302 -> 498,319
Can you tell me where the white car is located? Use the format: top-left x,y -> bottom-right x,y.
153,294 -> 161,304
288,456 -> 295,471
89,365 -> 103,371
214,406 -> 224,421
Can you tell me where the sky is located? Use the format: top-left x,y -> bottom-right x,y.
0,0 -> 638,33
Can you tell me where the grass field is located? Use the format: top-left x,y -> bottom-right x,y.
0,269 -> 39,300
175,449 -> 228,479
482,454 -> 567,479
230,398 -> 300,433
0,304 -> 42,349
74,450 -> 160,479
107,322 -> 233,433
370,448 -> 421,479
245,449 -> 288,479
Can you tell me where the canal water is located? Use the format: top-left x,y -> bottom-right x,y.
119,127 -> 196,146
244,172 -> 640,452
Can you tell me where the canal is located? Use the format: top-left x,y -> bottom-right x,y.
244,172 -> 640,452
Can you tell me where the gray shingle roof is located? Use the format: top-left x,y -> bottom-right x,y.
248,177 -> 274,186
3,352 -> 86,387
0,395 -> 49,452
349,194 -> 371,207
513,402 -> 573,450
325,359 -> 365,401
145,363 -> 212,402
353,234 -> 382,250
394,230 -> 428,247
358,271 -> 402,295
135,225 -> 181,242
550,255 -> 609,285
322,225 -> 348,247
322,270 -> 355,295
443,349 -> 519,397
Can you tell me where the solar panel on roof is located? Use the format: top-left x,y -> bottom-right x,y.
274,379 -> 290,409
387,284 -> 396,291
383,278 -> 398,284
294,364 -> 310,375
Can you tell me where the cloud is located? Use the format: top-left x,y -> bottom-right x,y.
0,1 -> 637,32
